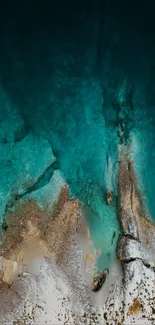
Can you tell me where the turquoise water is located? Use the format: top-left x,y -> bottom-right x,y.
131,109 -> 155,220
0,1 -> 155,270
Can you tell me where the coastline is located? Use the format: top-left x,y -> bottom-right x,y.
0,145 -> 155,324
104,148 -> 155,324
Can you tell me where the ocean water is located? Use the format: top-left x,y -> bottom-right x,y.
0,1 -> 155,271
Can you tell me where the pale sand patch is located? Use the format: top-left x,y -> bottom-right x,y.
23,235 -> 45,276
77,212 -> 123,308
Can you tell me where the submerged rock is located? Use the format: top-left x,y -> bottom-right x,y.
111,230 -> 116,245
91,268 -> 109,292
106,190 -> 113,205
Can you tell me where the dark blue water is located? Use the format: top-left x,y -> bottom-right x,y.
0,1 -> 155,269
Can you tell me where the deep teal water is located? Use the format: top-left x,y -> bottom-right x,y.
0,1 -> 155,270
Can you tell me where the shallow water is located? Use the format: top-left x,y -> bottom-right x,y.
0,1 -> 155,271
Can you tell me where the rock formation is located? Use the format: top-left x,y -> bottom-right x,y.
0,184 -> 82,287
106,190 -> 113,205
91,269 -> 109,292
104,149 -> 155,324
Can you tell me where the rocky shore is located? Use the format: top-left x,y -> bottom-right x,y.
0,144 -> 155,324
0,170 -> 95,324
104,149 -> 155,324
0,183 -> 82,283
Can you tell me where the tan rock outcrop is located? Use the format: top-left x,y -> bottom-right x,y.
105,149 -> 155,324
0,257 -> 19,285
40,186 -> 82,265
0,200 -> 44,262
0,185 -> 82,284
